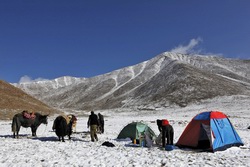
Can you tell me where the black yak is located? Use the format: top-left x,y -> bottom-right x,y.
12,111 -> 48,138
52,115 -> 74,142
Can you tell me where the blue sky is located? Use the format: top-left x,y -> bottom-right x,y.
1,0 -> 249,83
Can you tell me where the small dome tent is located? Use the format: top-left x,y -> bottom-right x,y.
176,111 -> 243,152
117,122 -> 156,142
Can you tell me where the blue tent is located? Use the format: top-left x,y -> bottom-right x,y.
176,111 -> 244,152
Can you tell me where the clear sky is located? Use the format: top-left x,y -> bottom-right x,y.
1,0 -> 250,83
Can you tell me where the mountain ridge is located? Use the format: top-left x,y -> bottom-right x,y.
13,52 -> 250,111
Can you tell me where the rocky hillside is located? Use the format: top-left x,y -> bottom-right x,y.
0,80 -> 60,120
13,52 -> 250,111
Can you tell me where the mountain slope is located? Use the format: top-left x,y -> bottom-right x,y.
0,80 -> 59,120
13,52 -> 250,111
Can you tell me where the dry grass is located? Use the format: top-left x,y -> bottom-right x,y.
0,80 -> 61,120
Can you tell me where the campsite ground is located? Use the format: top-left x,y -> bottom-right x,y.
0,95 -> 249,166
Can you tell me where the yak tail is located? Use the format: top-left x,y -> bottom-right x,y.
61,118 -> 68,135
12,116 -> 17,132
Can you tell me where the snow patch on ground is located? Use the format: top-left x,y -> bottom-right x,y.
0,96 -> 250,167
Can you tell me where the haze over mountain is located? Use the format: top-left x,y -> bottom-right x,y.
13,52 -> 250,111
0,80 -> 59,120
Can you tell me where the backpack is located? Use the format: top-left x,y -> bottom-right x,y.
101,141 -> 115,147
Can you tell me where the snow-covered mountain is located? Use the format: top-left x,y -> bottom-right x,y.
14,52 -> 250,111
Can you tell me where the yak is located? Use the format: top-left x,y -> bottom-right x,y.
12,111 -> 48,138
52,115 -> 75,142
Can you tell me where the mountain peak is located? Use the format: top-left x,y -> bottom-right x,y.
13,53 -> 250,111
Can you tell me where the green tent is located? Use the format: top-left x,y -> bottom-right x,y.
117,122 -> 156,141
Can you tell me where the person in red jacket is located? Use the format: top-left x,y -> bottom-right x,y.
157,119 -> 174,147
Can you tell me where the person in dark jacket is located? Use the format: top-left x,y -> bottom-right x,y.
157,119 -> 174,147
87,111 -> 99,142
98,113 -> 104,133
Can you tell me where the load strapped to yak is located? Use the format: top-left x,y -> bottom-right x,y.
117,121 -> 156,147
176,111 -> 243,152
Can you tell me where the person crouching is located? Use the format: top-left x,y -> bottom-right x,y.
157,119 -> 174,147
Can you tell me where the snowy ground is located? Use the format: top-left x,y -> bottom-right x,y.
0,95 -> 250,167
